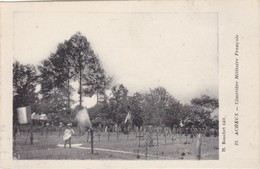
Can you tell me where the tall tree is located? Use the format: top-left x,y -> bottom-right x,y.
142,87 -> 172,126
68,32 -> 110,107
38,32 -> 111,123
189,95 -> 219,129
82,55 -> 112,104
191,95 -> 219,119
50,41 -> 76,114
109,84 -> 129,125
163,99 -> 183,129
128,92 -> 144,127
13,61 -> 38,108
38,40 -> 76,116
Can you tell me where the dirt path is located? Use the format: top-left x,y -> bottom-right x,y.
57,144 -> 173,159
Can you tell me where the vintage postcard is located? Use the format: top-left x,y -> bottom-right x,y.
0,0 -> 259,168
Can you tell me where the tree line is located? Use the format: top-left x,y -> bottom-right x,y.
13,32 -> 218,132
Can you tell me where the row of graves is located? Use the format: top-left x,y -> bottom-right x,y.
14,106 -> 218,160
85,124 -> 217,160
92,124 -> 218,142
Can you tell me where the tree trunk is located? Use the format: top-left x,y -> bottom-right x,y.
67,70 -> 71,115
79,69 -> 82,107
67,66 -> 71,116
96,91 -> 99,105
79,54 -> 82,107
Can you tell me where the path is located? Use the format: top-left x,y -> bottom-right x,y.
57,144 -> 173,159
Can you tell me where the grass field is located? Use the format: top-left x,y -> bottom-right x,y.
13,128 -> 219,160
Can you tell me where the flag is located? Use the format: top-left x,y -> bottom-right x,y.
76,107 -> 92,129
124,112 -> 131,124
180,121 -> 184,127
17,106 -> 32,124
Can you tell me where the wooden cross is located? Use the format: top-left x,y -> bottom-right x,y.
98,130 -> 101,142
196,133 -> 202,160
179,127 -> 182,144
171,134 -> 174,145
108,130 -> 110,141
136,130 -> 144,147
87,130 -> 90,142
164,131 -> 167,147
45,124 -> 49,139
156,129 -> 159,159
117,127 -> 119,142
30,121 -> 33,145
90,129 -> 94,154
145,138 -> 148,160
41,122 -> 44,135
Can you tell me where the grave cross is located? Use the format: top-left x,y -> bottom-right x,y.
136,130 -> 144,147
97,125 -> 101,142
156,128 -> 159,159
98,130 -> 101,142
107,130 -> 110,141
164,131 -> 167,147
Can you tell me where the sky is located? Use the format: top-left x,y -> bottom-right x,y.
14,12 -> 218,107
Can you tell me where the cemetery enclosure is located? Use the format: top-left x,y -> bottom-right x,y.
13,128 -> 219,160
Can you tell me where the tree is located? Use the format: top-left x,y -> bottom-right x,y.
163,99 -> 183,129
81,55 -> 112,104
189,95 -> 219,130
38,41 -> 78,124
38,41 -> 76,116
38,32 -> 111,125
191,94 -> 219,117
13,61 -> 38,108
128,92 -> 144,128
53,41 -> 76,113
68,32 -> 109,107
38,58 -> 55,96
36,87 -> 72,122
142,87 -> 173,126
109,84 -> 129,125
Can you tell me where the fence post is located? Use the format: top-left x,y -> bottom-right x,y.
30,121 -> 33,145
156,130 -> 159,159
90,129 -> 94,154
145,138 -> 148,160
179,128 -> 182,144
164,132 -> 167,147
108,130 -> 110,141
98,130 -> 101,142
117,127 -> 119,142
87,130 -> 90,142
196,133 -> 202,160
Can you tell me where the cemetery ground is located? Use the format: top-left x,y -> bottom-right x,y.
13,127 -> 219,160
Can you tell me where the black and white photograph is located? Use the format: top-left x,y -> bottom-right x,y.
1,1 -> 259,168
12,11 -> 219,160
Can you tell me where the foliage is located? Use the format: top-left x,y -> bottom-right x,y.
13,32 -> 218,133
142,87 -> 174,126
186,95 -> 219,129
68,32 -> 111,106
128,92 -> 144,127
13,61 -> 38,108
109,84 -> 129,125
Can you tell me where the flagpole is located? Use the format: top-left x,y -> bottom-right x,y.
30,120 -> 33,145
90,128 -> 94,154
